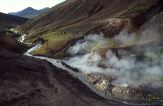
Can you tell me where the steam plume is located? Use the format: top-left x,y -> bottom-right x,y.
66,27 -> 163,88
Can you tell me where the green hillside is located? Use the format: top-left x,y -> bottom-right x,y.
19,0 -> 163,58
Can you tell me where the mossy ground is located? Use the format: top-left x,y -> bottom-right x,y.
32,32 -> 75,57
22,0 -> 162,59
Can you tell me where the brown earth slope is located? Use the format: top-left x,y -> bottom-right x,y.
20,0 -> 163,36
19,0 -> 163,58
0,35 -> 28,53
0,12 -> 27,30
0,13 -> 28,53
0,1 -> 162,106
0,49 -> 124,106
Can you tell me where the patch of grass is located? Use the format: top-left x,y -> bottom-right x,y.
32,31 -> 75,56
74,39 -> 120,56
91,39 -> 118,51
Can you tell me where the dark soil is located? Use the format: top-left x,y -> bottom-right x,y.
0,49 -> 124,106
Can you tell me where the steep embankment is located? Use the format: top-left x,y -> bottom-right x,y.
0,3 -> 123,106
0,49 -> 122,106
0,35 -> 28,53
1,0 -> 163,105
19,0 -> 163,58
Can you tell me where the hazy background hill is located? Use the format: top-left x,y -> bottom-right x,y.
0,12 -> 27,29
9,7 -> 49,18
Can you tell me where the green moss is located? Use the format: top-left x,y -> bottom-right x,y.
32,31 -> 75,56
149,94 -> 163,101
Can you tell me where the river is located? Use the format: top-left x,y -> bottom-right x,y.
13,29 -> 163,105
17,31 -> 114,104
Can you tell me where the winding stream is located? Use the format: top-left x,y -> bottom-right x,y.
17,32 -> 114,103
14,29 -> 163,105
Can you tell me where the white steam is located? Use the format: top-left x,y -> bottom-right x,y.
66,28 -> 163,88
113,28 -> 160,46
68,33 -> 107,55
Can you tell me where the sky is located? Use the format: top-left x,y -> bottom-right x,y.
0,0 -> 65,13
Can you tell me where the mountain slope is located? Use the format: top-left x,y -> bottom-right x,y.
20,0 -> 163,36
0,12 -> 28,53
19,0 -> 163,58
9,7 -> 49,18
20,0 -> 137,35
0,49 -> 122,106
0,12 -> 27,29
0,35 -> 28,53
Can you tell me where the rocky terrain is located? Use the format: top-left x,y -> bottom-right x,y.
0,49 -> 125,106
19,0 -> 163,58
0,11 -> 124,106
0,0 -> 163,105
0,4 -> 123,105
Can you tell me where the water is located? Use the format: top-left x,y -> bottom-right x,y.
10,28 -> 18,33
24,44 -> 42,56
10,28 -> 32,45
24,44 -> 110,102
16,31 -> 163,105
18,34 -> 26,42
